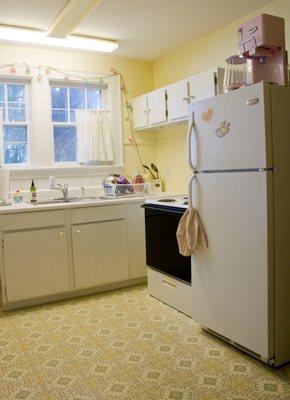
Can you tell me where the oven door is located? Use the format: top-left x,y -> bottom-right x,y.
141,204 -> 191,284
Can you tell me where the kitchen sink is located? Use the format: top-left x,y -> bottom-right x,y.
28,196 -> 102,205
28,197 -> 82,205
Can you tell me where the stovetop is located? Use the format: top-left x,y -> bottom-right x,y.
145,195 -> 188,209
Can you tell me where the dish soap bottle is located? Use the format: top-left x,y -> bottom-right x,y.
30,179 -> 37,203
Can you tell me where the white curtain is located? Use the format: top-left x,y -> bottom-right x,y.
76,109 -> 114,163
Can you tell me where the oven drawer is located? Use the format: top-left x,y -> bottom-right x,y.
147,267 -> 192,317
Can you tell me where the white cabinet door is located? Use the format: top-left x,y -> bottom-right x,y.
188,70 -> 216,103
147,88 -> 167,125
166,80 -> 189,121
72,219 -> 129,289
133,95 -> 148,129
126,202 -> 146,279
3,227 -> 70,302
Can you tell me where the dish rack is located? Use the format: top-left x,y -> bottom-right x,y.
103,183 -> 148,197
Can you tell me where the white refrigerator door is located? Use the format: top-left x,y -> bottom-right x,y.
190,170 -> 273,359
188,82 -> 273,171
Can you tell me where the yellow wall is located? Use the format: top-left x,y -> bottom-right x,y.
0,43 -> 156,177
153,0 -> 290,193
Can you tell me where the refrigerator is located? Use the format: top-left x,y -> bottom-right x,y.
188,81 -> 290,367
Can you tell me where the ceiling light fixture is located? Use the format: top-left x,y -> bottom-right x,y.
0,26 -> 118,53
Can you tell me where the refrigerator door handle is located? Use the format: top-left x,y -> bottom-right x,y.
188,173 -> 196,209
187,111 -> 197,171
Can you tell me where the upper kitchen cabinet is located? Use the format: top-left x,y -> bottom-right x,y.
188,68 -> 225,102
133,88 -> 167,129
132,94 -> 148,129
133,67 -> 224,130
147,88 -> 167,125
166,79 -> 189,122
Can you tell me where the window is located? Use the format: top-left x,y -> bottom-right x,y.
51,84 -> 103,163
0,81 -> 30,164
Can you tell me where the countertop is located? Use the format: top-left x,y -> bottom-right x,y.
0,193 -> 182,215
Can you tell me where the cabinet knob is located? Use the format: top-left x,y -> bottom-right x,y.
189,95 -> 195,101
59,231 -> 64,236
142,110 -> 147,114
147,109 -> 151,112
182,97 -> 189,102
76,229 -> 81,234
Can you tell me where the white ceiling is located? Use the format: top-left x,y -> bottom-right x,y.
0,0 -> 274,60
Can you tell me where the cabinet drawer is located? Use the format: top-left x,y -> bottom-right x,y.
147,268 -> 192,316
0,210 -> 66,231
70,205 -> 126,224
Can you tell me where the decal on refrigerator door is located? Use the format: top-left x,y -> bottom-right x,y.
201,107 -> 213,123
215,120 -> 231,138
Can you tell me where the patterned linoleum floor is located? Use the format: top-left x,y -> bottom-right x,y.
0,285 -> 289,400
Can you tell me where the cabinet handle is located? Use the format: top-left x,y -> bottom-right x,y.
246,98 -> 259,106
162,278 -> 176,289
76,229 -> 81,234
59,231 -> 64,236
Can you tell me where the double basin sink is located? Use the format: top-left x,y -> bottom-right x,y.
29,196 -> 101,206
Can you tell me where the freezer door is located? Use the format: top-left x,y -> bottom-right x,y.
188,82 -> 273,171
190,171 -> 274,359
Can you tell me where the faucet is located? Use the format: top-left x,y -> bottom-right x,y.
54,183 -> 69,199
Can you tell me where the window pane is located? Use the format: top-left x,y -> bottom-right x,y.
87,88 -> 102,109
0,84 -> 4,102
8,101 -> 26,108
53,126 -> 77,162
4,143 -> 27,164
8,108 -> 26,122
70,88 -> 85,109
0,103 -> 5,121
51,87 -> 67,109
4,125 -> 27,142
70,110 -> 76,122
3,125 -> 27,164
7,84 -> 25,103
52,109 -> 68,122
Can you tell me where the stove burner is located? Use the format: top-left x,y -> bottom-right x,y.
158,198 -> 176,203
183,201 -> 188,205
183,196 -> 188,200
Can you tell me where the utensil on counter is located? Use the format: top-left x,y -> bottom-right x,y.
151,163 -> 159,179
142,164 -> 156,180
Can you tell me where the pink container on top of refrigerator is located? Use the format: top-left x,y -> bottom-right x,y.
238,13 -> 288,86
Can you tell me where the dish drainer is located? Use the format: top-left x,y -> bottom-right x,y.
103,183 -> 148,197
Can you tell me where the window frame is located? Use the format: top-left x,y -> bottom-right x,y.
0,79 -> 31,167
49,81 -> 105,165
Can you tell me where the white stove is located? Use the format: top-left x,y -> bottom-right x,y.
145,195 -> 188,209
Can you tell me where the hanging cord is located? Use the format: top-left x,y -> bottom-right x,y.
117,72 -> 144,169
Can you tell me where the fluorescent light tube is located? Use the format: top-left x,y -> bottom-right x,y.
0,26 -> 118,53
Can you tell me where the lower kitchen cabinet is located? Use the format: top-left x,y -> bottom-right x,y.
72,219 -> 129,289
3,227 -> 70,302
0,202 -> 146,309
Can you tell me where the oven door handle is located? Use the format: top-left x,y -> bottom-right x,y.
141,204 -> 185,215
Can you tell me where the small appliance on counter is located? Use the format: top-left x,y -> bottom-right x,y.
141,196 -> 192,316
223,14 -> 288,92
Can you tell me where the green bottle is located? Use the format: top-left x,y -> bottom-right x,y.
30,179 -> 37,203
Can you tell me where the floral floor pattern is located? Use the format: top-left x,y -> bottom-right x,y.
0,284 -> 289,400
